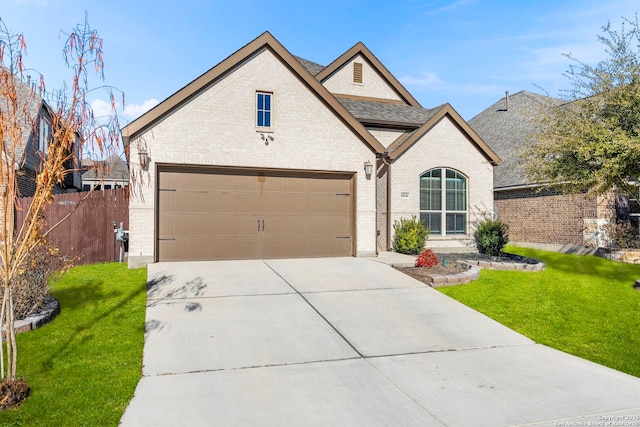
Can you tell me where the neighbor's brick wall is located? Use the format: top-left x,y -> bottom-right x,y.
389,116 -> 495,246
128,48 -> 378,266
495,189 -> 600,245
321,54 -> 403,101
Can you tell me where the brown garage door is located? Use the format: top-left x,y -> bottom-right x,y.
157,167 -> 354,261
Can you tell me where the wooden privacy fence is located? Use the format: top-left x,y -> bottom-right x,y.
16,188 -> 129,265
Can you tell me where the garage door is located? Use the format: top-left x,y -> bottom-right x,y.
157,167 -> 354,261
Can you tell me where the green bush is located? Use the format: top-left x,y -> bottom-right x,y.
475,219 -> 509,256
392,216 -> 429,255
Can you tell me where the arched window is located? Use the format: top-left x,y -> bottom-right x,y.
419,168 -> 467,235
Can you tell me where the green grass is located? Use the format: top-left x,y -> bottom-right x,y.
439,246 -> 640,378
0,263 -> 147,426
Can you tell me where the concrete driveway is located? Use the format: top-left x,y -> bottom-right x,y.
121,257 -> 640,426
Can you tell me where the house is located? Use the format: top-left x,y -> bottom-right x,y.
469,90 -> 614,249
0,65 -> 82,199
81,155 -> 129,191
122,32 -> 500,267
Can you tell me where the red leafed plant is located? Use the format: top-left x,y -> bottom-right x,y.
415,249 -> 438,267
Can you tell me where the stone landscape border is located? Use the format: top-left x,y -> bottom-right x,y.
13,297 -> 60,334
428,257 -> 546,288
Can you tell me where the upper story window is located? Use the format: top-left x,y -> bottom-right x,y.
38,117 -> 51,154
256,92 -> 272,128
419,168 -> 467,235
353,62 -> 363,84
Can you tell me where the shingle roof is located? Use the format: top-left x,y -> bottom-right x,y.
81,155 -> 130,181
0,64 -> 45,164
294,56 -> 325,76
468,90 -> 563,189
338,98 -> 440,127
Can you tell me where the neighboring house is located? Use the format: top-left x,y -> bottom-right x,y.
81,155 -> 129,191
469,90 -> 614,249
0,65 -> 82,199
122,32 -> 500,266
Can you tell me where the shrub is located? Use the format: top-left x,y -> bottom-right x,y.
392,216 -> 429,255
475,219 -> 509,256
605,221 -> 640,249
0,240 -> 74,320
415,249 -> 438,267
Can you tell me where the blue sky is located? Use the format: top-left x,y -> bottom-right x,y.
2,0 -> 639,124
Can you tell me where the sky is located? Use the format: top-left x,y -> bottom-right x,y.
1,0 -> 639,127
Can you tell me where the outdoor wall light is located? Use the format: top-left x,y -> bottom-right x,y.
364,160 -> 373,180
261,133 -> 274,145
138,148 -> 149,170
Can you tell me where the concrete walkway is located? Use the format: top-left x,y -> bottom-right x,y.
121,257 -> 640,426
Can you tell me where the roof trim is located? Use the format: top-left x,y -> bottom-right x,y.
315,42 -> 421,108
387,103 -> 502,166
333,93 -> 406,105
121,32 -> 385,154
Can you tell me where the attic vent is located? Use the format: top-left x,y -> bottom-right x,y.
353,62 -> 363,84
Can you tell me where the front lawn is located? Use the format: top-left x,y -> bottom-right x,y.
0,263 -> 147,426
439,246 -> 640,378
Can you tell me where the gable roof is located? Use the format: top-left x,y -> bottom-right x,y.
315,42 -> 421,107
339,98 -> 439,129
121,32 -> 385,154
385,103 -> 501,165
469,90 -> 562,189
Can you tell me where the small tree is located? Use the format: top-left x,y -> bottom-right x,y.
524,15 -> 640,197
0,16 -> 122,401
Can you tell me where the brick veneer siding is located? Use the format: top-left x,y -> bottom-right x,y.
128,48 -> 378,267
495,189 -> 600,245
390,116 -> 495,248
322,54 -> 403,101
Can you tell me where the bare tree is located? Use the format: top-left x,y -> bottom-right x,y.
0,15 -> 123,401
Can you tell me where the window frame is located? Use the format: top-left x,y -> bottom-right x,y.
38,116 -> 51,154
419,168 -> 468,236
256,91 -> 273,130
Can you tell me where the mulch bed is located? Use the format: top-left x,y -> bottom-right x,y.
394,252 -> 540,286
0,379 -> 30,410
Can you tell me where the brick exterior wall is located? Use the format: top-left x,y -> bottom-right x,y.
321,54 -> 403,101
389,116 -> 494,249
495,189 -> 610,246
128,48 -> 378,267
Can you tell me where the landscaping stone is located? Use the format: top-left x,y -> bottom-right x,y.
12,297 -> 60,334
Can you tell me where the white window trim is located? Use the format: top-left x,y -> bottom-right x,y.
255,91 -> 273,131
419,168 -> 469,236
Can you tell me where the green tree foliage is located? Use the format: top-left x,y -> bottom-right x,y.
524,15 -> 640,196
475,219 -> 509,256
392,216 -> 429,255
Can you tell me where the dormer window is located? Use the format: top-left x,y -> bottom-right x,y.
256,92 -> 272,128
353,62 -> 363,84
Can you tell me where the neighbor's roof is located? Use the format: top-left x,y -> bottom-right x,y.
0,64 -> 46,165
81,154 -> 130,181
469,90 -> 564,189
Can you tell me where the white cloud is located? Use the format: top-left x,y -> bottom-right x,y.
89,99 -> 115,119
399,71 -> 446,89
123,98 -> 159,120
90,97 -> 159,121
